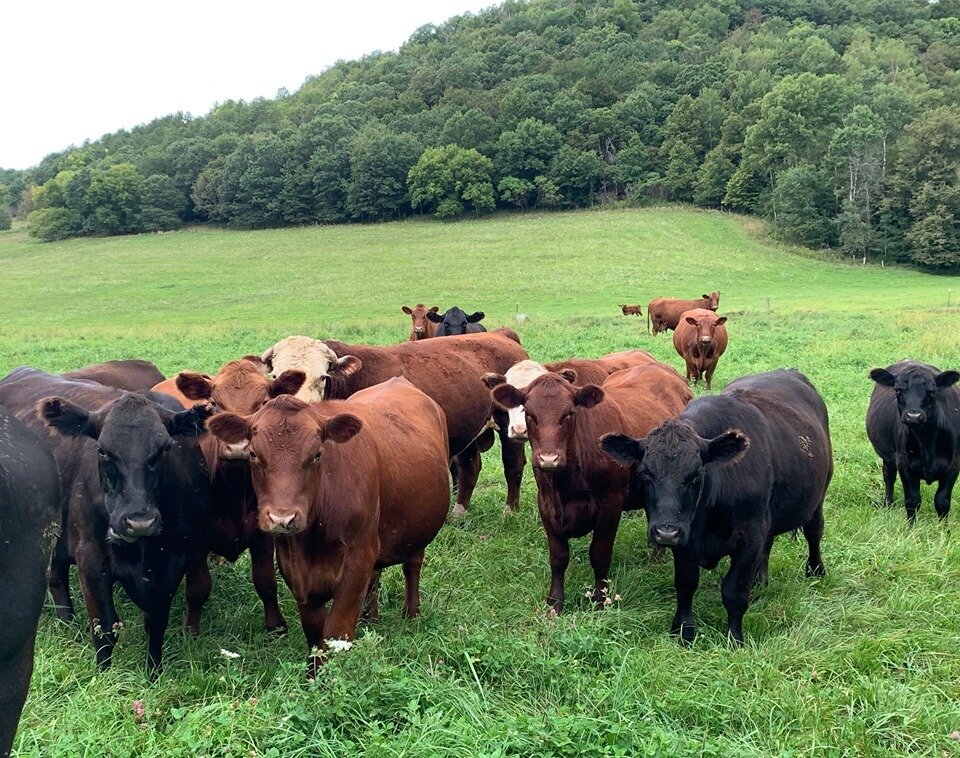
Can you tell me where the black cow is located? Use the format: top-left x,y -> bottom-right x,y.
0,406 -> 59,758
602,369 -> 832,644
0,368 -> 212,674
427,306 -> 487,336
867,360 -> 960,522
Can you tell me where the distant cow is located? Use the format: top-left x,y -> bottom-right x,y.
867,360 -> 960,522
492,363 -> 691,612
427,306 -> 487,336
602,369 -> 832,644
673,309 -> 728,389
648,291 -> 721,334
0,406 -> 59,758
619,304 -> 643,316
402,304 -> 440,340
264,333 -> 528,514
0,368 -> 212,673
207,378 -> 450,676
63,359 -> 165,392
153,358 -> 307,634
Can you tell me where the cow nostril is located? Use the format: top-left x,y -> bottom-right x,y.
124,516 -> 158,533
268,512 -> 296,529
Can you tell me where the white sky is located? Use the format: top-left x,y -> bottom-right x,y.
0,1 -> 495,170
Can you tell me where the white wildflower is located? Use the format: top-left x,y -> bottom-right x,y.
325,638 -> 353,652
220,648 -> 241,659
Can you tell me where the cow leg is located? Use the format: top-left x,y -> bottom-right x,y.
901,470 -> 922,523
498,429 -> 526,513
48,550 -> 75,623
75,541 -> 119,669
881,460 -> 897,507
670,545 -> 700,645
754,534 -> 774,587
143,602 -> 172,676
933,471 -> 957,521
250,532 -> 286,633
324,551 -> 377,644
183,547 -> 212,636
451,443 -> 482,517
402,551 -> 425,619
362,569 -> 382,624
298,602 -> 328,680
803,506 -> 826,577
588,507 -> 622,607
705,360 -> 716,391
0,634 -> 35,758
721,537 -> 764,645
543,523 -> 570,614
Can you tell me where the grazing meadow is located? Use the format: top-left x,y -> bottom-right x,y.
2,207 -> 959,756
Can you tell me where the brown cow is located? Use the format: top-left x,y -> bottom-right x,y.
151,357 -> 306,634
673,308 -> 728,389
619,304 -> 643,316
64,359 -> 165,392
401,304 -> 440,340
647,291 -> 720,334
265,332 -> 529,515
491,362 -> 692,612
207,377 -> 450,676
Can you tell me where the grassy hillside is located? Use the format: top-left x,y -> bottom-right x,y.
4,208 -> 960,756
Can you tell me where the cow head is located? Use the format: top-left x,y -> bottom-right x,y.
402,304 -> 439,339
703,291 -> 721,310
262,336 -> 362,402
870,363 -> 960,428
40,393 -> 213,542
602,421 -> 749,547
684,313 -> 727,346
427,306 -> 485,336
176,358 -> 306,459
207,395 -> 362,535
492,372 -> 603,469
483,359 -> 548,440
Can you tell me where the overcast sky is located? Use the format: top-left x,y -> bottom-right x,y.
0,0 -> 495,170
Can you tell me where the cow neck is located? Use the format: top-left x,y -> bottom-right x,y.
903,410 -> 942,474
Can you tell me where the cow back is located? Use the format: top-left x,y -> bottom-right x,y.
64,359 -> 165,392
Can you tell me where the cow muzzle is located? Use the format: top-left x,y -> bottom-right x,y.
220,441 -> 250,460
109,512 -> 162,541
650,524 -> 684,547
534,452 -> 564,470
509,424 -> 528,440
901,411 -> 926,426
699,335 -> 712,344
262,509 -> 301,534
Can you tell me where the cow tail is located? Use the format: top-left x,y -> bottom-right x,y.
646,309 -> 651,333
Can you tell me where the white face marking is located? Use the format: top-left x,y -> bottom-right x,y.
502,360 -> 548,441
507,405 -> 528,439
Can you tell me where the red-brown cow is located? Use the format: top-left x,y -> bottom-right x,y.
152,358 -> 306,634
491,362 -> 692,612
647,291 -> 720,334
619,304 -> 643,316
401,304 -> 440,340
64,359 -> 165,392
672,308 -> 728,389
207,377 -> 450,676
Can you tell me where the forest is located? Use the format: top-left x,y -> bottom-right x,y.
2,0 -> 959,269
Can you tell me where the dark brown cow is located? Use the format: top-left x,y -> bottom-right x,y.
619,304 -> 643,316
546,349 -> 657,388
64,359 -> 165,392
648,291 -> 721,334
152,358 -> 306,634
673,309 -> 729,389
491,362 -> 692,612
401,304 -> 439,340
207,378 -> 450,676
266,333 -> 529,515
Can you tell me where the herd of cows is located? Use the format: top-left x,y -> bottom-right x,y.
1,295 -> 958,753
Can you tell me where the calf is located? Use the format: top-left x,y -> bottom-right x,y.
207,378 -> 450,676
427,306 -> 486,336
64,359 -> 165,392
647,291 -> 720,334
0,407 -> 59,758
867,360 -> 960,522
0,368 -> 212,673
673,308 -> 728,389
402,304 -> 440,340
153,358 -> 307,634
602,369 -> 832,644
492,363 -> 691,612
619,304 -> 643,316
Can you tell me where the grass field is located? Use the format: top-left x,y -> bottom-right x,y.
3,207 -> 960,757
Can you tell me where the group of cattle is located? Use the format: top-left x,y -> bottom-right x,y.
0,301 -> 957,755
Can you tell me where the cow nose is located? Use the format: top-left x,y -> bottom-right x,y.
653,525 -> 681,546
221,441 -> 249,460
509,424 -> 527,438
267,511 -> 297,533
124,515 -> 159,535
902,411 -> 925,425
700,336 -> 711,343
535,453 -> 561,469
414,326 -> 424,333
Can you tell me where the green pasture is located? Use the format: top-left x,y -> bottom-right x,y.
2,207 -> 959,756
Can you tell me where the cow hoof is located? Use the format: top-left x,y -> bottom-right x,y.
805,562 -> 825,578
448,503 -> 468,520
266,623 -> 288,636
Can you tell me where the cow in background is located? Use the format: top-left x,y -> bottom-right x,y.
648,291 -> 721,334
673,309 -> 728,389
619,304 -> 643,316
402,304 -> 440,340
427,306 -> 487,336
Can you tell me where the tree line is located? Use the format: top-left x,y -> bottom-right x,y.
2,0 -> 959,269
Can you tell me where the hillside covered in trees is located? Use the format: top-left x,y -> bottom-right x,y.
2,0 -> 959,269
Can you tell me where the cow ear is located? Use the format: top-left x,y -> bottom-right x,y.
241,355 -> 270,374
426,311 -> 444,323
467,311 -> 485,323
325,413 -> 362,443
601,434 -> 644,465
558,368 -> 578,384
402,306 -> 413,315
701,429 -> 749,464
936,370 -> 960,389
492,383 -> 525,410
870,368 -> 896,387
701,294 -> 709,299
207,412 -> 252,444
429,306 -> 439,313
176,372 -> 213,400
332,355 -> 362,377
39,396 -> 100,438
684,316 -> 698,326
168,402 -> 217,437
715,316 -> 727,326
573,385 -> 604,408
482,372 -> 507,389
261,345 -> 276,372
270,370 -> 306,398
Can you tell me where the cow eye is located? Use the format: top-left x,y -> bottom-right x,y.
248,450 -> 259,461
98,448 -> 109,461
147,446 -> 168,470
561,412 -> 574,424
